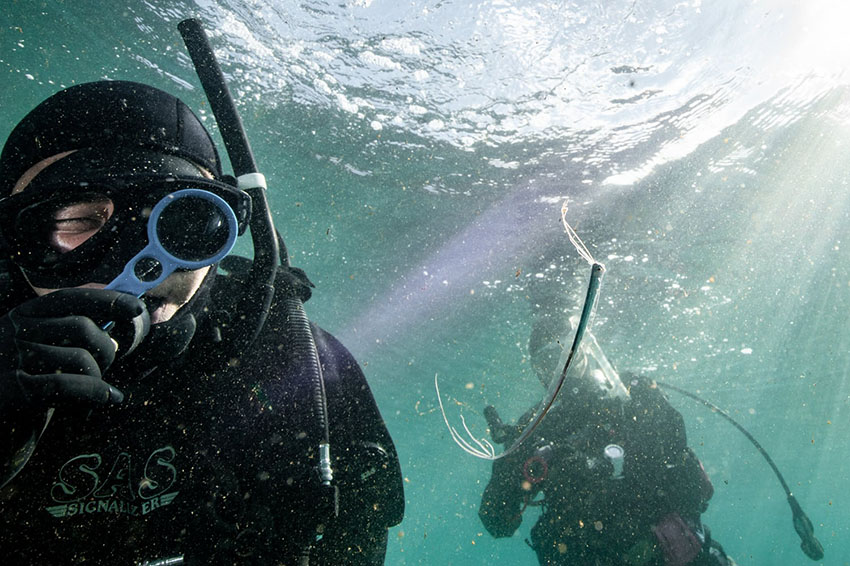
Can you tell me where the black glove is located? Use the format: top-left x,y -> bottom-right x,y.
0,288 -> 149,414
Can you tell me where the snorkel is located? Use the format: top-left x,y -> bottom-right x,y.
178,19 -> 337,513
438,202 -> 606,460
177,19 -> 278,349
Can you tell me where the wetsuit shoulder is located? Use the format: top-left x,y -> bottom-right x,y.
624,374 -> 687,445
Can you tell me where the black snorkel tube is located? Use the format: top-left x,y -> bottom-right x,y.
177,18 -> 277,344
657,381 -> 824,562
178,19 -> 337,516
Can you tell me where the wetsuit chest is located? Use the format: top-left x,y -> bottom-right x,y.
0,374 -> 204,563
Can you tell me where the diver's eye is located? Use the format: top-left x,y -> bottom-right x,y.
49,199 -> 114,252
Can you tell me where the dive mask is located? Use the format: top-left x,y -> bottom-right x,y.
0,150 -> 251,290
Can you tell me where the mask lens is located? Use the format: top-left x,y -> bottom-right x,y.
15,192 -> 115,254
155,194 -> 231,262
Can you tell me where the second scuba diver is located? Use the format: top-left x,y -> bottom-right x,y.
479,305 -> 736,565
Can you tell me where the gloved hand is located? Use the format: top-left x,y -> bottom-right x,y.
0,288 -> 149,415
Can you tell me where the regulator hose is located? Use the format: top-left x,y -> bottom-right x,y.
658,381 -> 823,561
178,18 -> 337,515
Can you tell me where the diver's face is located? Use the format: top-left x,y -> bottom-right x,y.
13,152 -> 211,325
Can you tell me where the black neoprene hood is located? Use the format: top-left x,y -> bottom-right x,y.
0,80 -> 222,192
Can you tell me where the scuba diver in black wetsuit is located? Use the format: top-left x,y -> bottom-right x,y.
0,43 -> 403,565
478,308 -> 736,566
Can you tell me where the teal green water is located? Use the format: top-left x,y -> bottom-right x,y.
2,1 -> 849,564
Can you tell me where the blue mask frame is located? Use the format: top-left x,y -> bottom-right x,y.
105,188 -> 238,296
